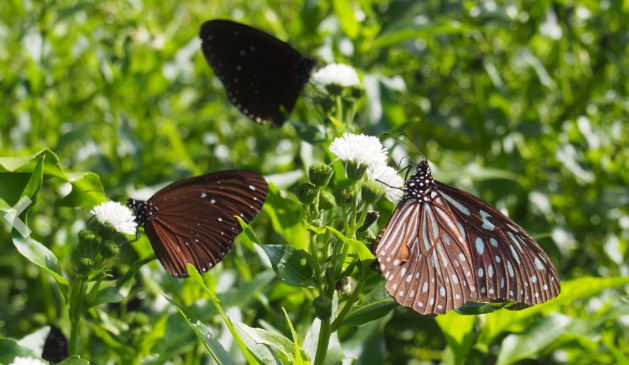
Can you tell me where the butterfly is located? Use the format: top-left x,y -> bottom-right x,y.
128,170 -> 268,277
200,19 -> 318,126
42,325 -> 68,364
375,157 -> 560,315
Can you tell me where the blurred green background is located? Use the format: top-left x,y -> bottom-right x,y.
1,0 -> 629,364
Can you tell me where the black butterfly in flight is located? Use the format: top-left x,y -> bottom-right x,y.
375,144 -> 560,315
200,20 -> 318,126
128,170 -> 267,278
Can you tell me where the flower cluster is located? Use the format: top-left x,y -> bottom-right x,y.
91,201 -> 137,235
312,63 -> 361,88
330,132 -> 404,203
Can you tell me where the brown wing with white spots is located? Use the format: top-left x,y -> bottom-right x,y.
434,181 -> 560,306
375,198 -> 478,315
200,20 -> 317,126
144,170 -> 267,278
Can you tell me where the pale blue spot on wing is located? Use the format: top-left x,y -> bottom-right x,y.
490,237 -> 498,247
441,192 -> 471,216
479,210 -> 495,231
458,222 -> 466,239
475,237 -> 485,255
534,257 -> 545,270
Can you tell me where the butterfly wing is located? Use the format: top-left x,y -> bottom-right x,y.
146,170 -> 267,277
433,181 -> 560,305
376,198 -> 477,315
200,20 -> 317,126
375,182 -> 560,315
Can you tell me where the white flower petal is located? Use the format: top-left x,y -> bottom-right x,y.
312,63 -> 360,87
10,357 -> 48,365
329,133 -> 388,167
91,201 -> 137,235
368,164 -> 405,203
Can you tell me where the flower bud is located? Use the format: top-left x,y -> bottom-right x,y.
333,187 -> 354,207
342,96 -> 356,110
361,180 -> 385,205
100,240 -> 120,258
345,161 -> 367,181
311,219 -> 323,228
78,229 -> 98,255
78,258 -> 94,274
320,97 -> 335,113
296,183 -> 318,205
325,83 -> 343,96
318,190 -> 336,211
309,163 -> 333,187
358,211 -> 379,232
312,295 -> 332,320
350,85 -> 365,99
99,222 -> 118,240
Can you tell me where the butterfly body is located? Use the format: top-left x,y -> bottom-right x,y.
375,161 -> 560,315
200,20 -> 317,126
128,170 -> 267,277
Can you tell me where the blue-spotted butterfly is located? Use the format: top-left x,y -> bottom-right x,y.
375,151 -> 560,315
128,170 -> 267,278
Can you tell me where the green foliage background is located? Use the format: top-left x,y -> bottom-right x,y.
1,0 -> 629,364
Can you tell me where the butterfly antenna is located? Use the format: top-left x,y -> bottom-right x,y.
383,133 -> 427,161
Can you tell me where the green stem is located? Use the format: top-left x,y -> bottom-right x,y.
314,318 -> 332,365
331,271 -> 367,331
69,274 -> 87,355
310,232 -> 323,289
335,95 -> 343,125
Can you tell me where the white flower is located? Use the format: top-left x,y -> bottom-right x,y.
368,164 -> 405,203
330,133 -> 388,167
10,357 -> 48,365
312,63 -> 360,87
91,201 -> 137,235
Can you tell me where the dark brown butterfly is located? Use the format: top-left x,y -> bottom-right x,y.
128,170 -> 267,277
42,325 -> 68,364
375,159 -> 560,315
200,19 -> 318,126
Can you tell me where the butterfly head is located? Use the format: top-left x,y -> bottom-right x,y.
127,198 -> 155,227
404,160 -> 436,201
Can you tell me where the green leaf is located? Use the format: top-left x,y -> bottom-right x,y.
262,244 -> 317,287
325,226 -> 375,264
264,183 -> 308,250
496,314 -> 571,365
11,157 -> 69,301
235,215 -> 262,250
57,356 -> 92,364
341,283 -> 397,327
290,121 -> 327,145
331,0 -> 360,39
58,171 -> 107,209
0,338 -> 41,364
282,307 -> 306,365
372,21 -> 468,49
454,300 -> 513,315
302,317 -> 345,365
154,286 -> 237,365
436,311 -> 476,365
236,322 -> 311,363
187,264 -> 263,365
90,257 -> 154,307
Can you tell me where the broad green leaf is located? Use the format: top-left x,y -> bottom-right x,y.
58,171 -> 107,209
236,322 -> 311,363
282,307 -> 307,365
372,21 -> 468,49
154,286 -> 238,365
262,244 -> 316,287
332,0 -> 360,39
90,257 -> 154,307
0,338 -> 41,364
11,157 -> 69,301
264,183 -> 308,250
436,311 -> 476,365
235,215 -> 262,250
187,264 -> 263,365
496,314 -> 571,365
455,300 -> 512,315
341,283 -> 396,327
482,276 -> 629,344
290,121 -> 327,145
57,356 -> 92,364
325,226 -> 374,264
234,324 -> 283,365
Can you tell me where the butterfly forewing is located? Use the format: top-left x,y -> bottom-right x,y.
375,161 -> 560,315
200,20 -> 317,126
130,170 -> 267,278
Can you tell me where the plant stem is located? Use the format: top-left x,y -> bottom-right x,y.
314,318 -> 332,365
69,274 -> 87,355
331,271 -> 367,331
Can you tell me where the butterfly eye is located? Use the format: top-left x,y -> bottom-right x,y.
376,160 -> 560,315
200,20 -> 317,126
